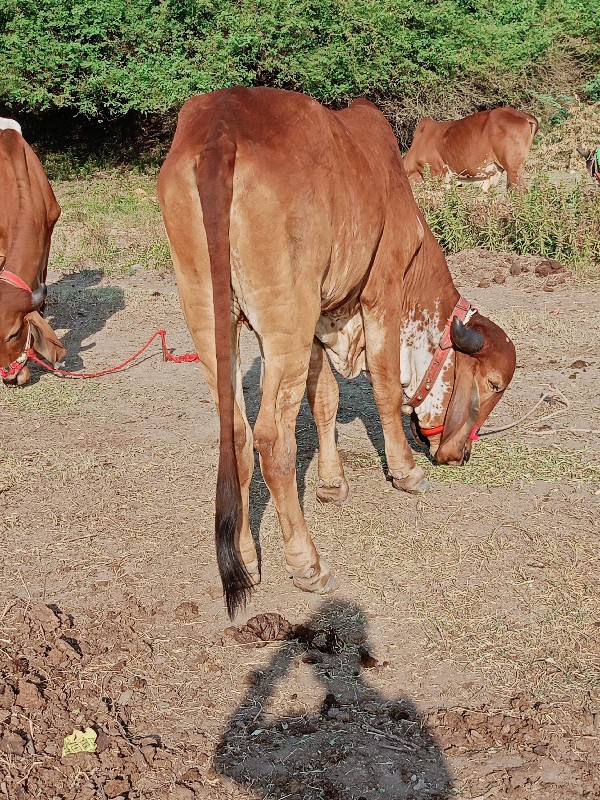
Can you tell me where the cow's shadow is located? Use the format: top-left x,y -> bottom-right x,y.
214,599 -> 453,799
29,269 -> 125,383
242,353 -> 429,539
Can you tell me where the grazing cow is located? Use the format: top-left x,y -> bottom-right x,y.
158,88 -> 516,616
577,147 -> 600,185
403,107 -> 539,191
0,125 -> 65,385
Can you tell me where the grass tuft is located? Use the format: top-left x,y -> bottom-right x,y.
414,176 -> 600,275
52,172 -> 170,277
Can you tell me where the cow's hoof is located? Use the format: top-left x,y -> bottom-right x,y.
245,561 -> 261,586
316,477 -> 350,505
290,559 -> 338,594
392,466 -> 431,494
394,476 -> 432,495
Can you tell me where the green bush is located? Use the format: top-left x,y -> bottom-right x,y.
415,178 -> 600,273
1,0 -> 597,128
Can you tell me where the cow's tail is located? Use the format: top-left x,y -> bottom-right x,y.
195,132 -> 253,619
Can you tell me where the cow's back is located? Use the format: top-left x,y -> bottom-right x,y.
168,88 -> 400,203
161,88 -> 412,309
443,108 -> 537,175
0,129 -> 60,263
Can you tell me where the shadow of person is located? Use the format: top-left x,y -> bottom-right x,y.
29,269 -> 125,383
215,600 -> 453,799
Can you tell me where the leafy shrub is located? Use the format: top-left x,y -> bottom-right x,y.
415,177 -> 600,273
0,0 -> 597,136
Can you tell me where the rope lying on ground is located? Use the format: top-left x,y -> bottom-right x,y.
26,340 -> 599,438
479,384 -> 599,438
26,329 -> 199,378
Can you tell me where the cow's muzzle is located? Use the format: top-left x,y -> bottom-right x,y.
1,328 -> 32,385
426,426 -> 479,466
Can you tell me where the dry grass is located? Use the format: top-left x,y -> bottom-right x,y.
492,305 -> 591,343
0,375 -> 97,416
52,172 -> 170,277
527,102 -> 600,174
343,439 -> 600,487
310,482 -> 600,700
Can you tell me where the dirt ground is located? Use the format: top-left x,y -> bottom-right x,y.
1,245 -> 599,799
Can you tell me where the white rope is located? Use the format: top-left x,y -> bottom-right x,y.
478,384 -> 584,438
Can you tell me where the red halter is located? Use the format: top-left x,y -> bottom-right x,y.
406,296 -> 479,442
418,423 -> 480,442
0,271 -> 33,380
0,270 -> 32,293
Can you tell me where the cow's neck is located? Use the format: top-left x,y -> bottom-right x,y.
400,228 -> 460,415
0,152 -> 50,288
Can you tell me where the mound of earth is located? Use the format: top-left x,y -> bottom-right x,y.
426,697 -> 600,799
2,600 -> 599,799
0,598 -> 207,799
447,248 -> 569,291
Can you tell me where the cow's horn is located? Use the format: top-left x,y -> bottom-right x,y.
450,316 -> 484,354
31,283 -> 47,309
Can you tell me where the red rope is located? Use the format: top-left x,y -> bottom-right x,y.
26,329 -> 199,379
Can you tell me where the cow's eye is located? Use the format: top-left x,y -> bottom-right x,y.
488,379 -> 502,392
6,326 -> 22,342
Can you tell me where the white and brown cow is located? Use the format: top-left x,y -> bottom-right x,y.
158,88 -> 516,617
0,121 -> 65,385
403,107 -> 539,191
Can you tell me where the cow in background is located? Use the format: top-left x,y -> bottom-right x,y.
403,107 -> 539,191
0,121 -> 65,385
577,147 -> 600,186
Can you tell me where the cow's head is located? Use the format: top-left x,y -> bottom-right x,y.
577,147 -> 600,185
413,313 -> 516,465
0,279 -> 66,385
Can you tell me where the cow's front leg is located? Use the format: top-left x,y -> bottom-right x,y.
307,340 -> 349,504
362,311 -> 431,494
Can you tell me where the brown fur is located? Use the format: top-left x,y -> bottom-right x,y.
404,107 -> 539,190
157,88 -> 516,615
0,129 -> 64,380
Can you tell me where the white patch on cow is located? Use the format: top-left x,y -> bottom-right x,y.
400,307 -> 452,420
446,162 -> 503,192
0,118 -> 22,135
317,300 -> 457,423
316,310 -> 366,379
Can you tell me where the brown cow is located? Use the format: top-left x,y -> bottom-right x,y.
403,107 -> 539,191
0,124 -> 65,385
157,88 -> 516,617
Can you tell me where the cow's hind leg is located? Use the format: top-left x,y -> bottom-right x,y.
231,318 -> 260,581
307,340 -> 349,504
254,345 -> 337,594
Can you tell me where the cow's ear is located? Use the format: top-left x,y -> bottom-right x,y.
577,148 -> 591,159
435,352 -> 480,462
24,310 -> 66,365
